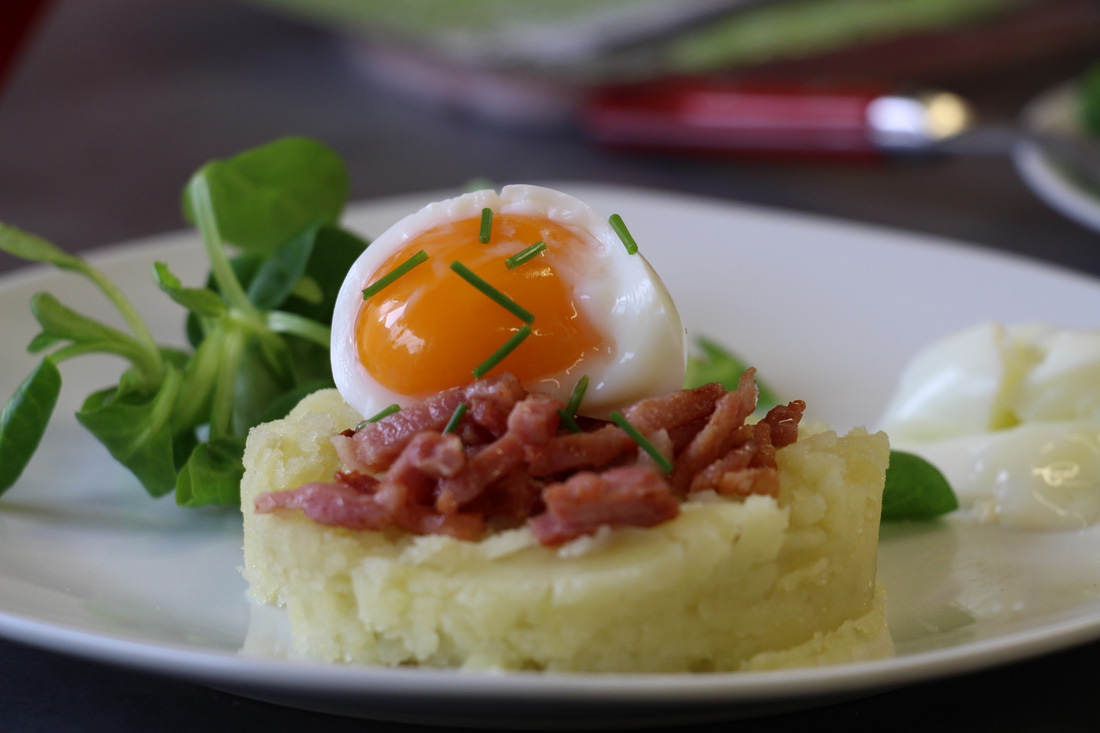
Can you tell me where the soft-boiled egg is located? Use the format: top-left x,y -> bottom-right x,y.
331,185 -> 685,420
881,321 -> 1100,530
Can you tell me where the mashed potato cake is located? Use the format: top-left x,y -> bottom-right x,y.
241,389 -> 889,672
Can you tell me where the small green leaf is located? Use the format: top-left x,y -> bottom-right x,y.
175,437 -> 246,507
290,275 -> 324,305
1080,61 -> 1100,137
293,225 -> 368,322
230,337 -> 296,436
76,373 -> 182,498
152,262 -> 226,318
26,332 -> 63,353
30,292 -> 136,349
181,137 -> 348,253
185,254 -> 266,349
0,223 -> 86,272
882,450 -> 959,521
0,358 -> 61,494
684,336 -> 779,408
246,220 -> 319,310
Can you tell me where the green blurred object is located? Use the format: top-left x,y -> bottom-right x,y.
683,336 -> 779,410
249,0 -> 1023,80
1081,61 -> 1100,136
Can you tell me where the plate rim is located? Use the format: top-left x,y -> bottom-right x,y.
3,182 -> 1100,722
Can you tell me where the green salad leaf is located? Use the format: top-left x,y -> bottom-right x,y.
882,450 -> 958,521
0,136 -> 367,504
1081,61 -> 1100,137
0,358 -> 61,492
181,136 -> 348,253
175,437 -> 247,507
684,336 -> 779,409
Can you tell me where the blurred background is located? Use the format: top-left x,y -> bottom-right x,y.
1,0 -> 1099,730
0,0 -> 1098,275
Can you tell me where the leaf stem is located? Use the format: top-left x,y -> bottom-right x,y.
265,310 -> 331,347
172,329 -> 224,430
80,266 -> 164,378
187,174 -> 260,321
47,340 -> 160,379
210,327 -> 245,439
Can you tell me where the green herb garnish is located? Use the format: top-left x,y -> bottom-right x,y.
557,410 -> 583,434
609,213 -> 638,255
684,336 -> 779,410
609,411 -> 673,474
0,136 -> 366,504
479,208 -> 493,243
449,260 -> 534,324
443,402 -> 468,434
472,325 -> 532,379
882,450 -> 958,521
556,371 -> 590,435
504,241 -> 546,269
362,250 -> 428,299
564,375 -> 588,416
1081,61 -> 1100,137
355,403 -> 400,431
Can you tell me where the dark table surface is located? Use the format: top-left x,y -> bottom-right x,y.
2,1 -> 1099,731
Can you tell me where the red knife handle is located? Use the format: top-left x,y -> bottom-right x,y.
0,0 -> 53,95
583,78 -> 890,159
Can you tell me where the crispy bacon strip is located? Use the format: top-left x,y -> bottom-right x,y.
335,373 -> 526,473
529,466 -> 681,546
256,370 -> 806,546
524,424 -> 636,476
670,369 -> 758,493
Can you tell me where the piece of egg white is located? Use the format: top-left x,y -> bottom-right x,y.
881,321 -> 1100,530
331,185 -> 686,420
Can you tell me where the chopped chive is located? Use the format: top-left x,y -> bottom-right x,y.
564,375 -> 589,417
444,402 -> 468,434
449,260 -> 534,324
479,208 -> 493,243
355,403 -> 400,431
362,250 -> 428,299
472,325 -> 531,379
557,409 -> 583,434
609,214 -> 638,255
504,240 -> 546,269
609,411 -> 673,474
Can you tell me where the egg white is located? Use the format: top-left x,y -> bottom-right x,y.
880,321 -> 1100,530
331,185 -> 686,420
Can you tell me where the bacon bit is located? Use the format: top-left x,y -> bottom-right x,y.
343,373 -> 526,472
435,433 -> 526,514
255,369 -> 806,546
506,395 -> 563,445
762,400 -> 806,448
670,369 -> 758,493
524,424 -> 636,476
465,471 -> 544,523
255,481 -> 393,531
397,504 -> 485,541
334,470 -> 380,494
621,381 -> 726,434
529,466 -> 680,546
376,432 -> 466,511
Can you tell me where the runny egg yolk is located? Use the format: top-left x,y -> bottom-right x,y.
355,213 -> 606,396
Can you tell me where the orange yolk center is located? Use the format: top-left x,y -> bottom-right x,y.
355,213 -> 605,396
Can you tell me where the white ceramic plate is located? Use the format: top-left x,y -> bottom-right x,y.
3,184 -> 1100,729
1013,82 -> 1100,233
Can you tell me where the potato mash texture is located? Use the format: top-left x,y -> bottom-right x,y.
241,390 -> 889,672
